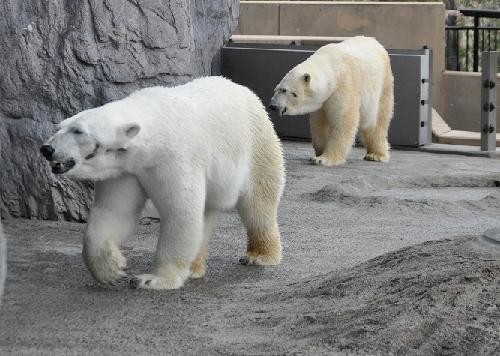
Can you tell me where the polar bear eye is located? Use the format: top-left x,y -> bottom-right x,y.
280,88 -> 287,94
71,128 -> 83,135
291,92 -> 298,98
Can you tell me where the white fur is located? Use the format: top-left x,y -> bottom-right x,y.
45,77 -> 285,290
270,36 -> 394,165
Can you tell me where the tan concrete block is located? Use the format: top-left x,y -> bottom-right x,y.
234,2 -> 280,35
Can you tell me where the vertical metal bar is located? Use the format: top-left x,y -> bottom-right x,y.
482,29 -> 485,52
457,29 -> 461,71
473,16 -> 480,72
480,51 -> 498,151
466,29 -> 469,71
425,47 -> 433,144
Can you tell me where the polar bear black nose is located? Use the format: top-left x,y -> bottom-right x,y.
40,145 -> 55,160
269,104 -> 278,111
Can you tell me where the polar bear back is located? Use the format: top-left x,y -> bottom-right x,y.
312,37 -> 391,128
111,77 -> 282,210
122,77 -> 271,156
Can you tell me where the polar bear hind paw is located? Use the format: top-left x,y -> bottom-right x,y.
364,153 -> 389,162
190,262 -> 206,279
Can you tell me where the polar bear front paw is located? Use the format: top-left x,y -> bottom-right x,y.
309,156 -> 346,167
239,252 -> 281,266
130,273 -> 184,290
83,241 -> 128,285
364,153 -> 389,162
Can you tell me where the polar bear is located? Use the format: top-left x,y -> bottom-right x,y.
40,77 -> 285,290
270,36 -> 394,166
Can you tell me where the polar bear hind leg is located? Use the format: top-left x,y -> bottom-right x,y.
362,68 -> 394,162
83,174 -> 147,285
238,138 -> 284,266
238,188 -> 282,266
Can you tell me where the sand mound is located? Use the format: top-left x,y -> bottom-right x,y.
308,174 -> 500,215
238,237 -> 500,355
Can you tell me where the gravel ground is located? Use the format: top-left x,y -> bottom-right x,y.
1,141 -> 500,355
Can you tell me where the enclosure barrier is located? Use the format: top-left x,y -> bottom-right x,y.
222,36 -> 432,147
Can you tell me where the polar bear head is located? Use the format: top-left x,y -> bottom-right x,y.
40,105 -> 140,180
269,62 -> 332,116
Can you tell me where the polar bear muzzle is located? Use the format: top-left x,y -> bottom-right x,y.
268,102 -> 287,116
40,144 -> 76,174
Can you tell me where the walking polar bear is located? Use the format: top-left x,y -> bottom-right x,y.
270,36 -> 394,166
41,77 -> 285,290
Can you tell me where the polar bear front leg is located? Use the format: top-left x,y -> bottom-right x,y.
309,109 -> 329,157
311,101 -> 360,167
132,171 -> 205,290
83,174 -> 147,285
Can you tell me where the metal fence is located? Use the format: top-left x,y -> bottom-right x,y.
445,8 -> 500,72
446,26 -> 499,71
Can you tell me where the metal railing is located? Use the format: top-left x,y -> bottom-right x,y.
445,8 -> 500,72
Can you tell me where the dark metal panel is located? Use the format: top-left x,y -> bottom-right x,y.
388,55 -> 422,146
221,45 -> 432,146
222,47 -> 313,139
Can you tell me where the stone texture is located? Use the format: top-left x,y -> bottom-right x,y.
0,0 -> 239,221
0,225 -> 4,303
483,227 -> 500,244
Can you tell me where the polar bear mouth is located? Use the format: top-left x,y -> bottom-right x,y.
50,159 -> 76,174
84,143 -> 100,160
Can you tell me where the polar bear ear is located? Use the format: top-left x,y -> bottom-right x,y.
303,73 -> 311,83
123,123 -> 140,138
115,123 -> 141,147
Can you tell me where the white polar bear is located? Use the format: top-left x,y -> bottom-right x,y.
41,77 -> 285,290
270,36 -> 394,166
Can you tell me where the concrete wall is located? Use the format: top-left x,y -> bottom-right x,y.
442,71 -> 500,132
236,1 -> 446,114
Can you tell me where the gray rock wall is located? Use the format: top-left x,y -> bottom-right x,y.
0,225 -> 4,304
0,0 -> 239,221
